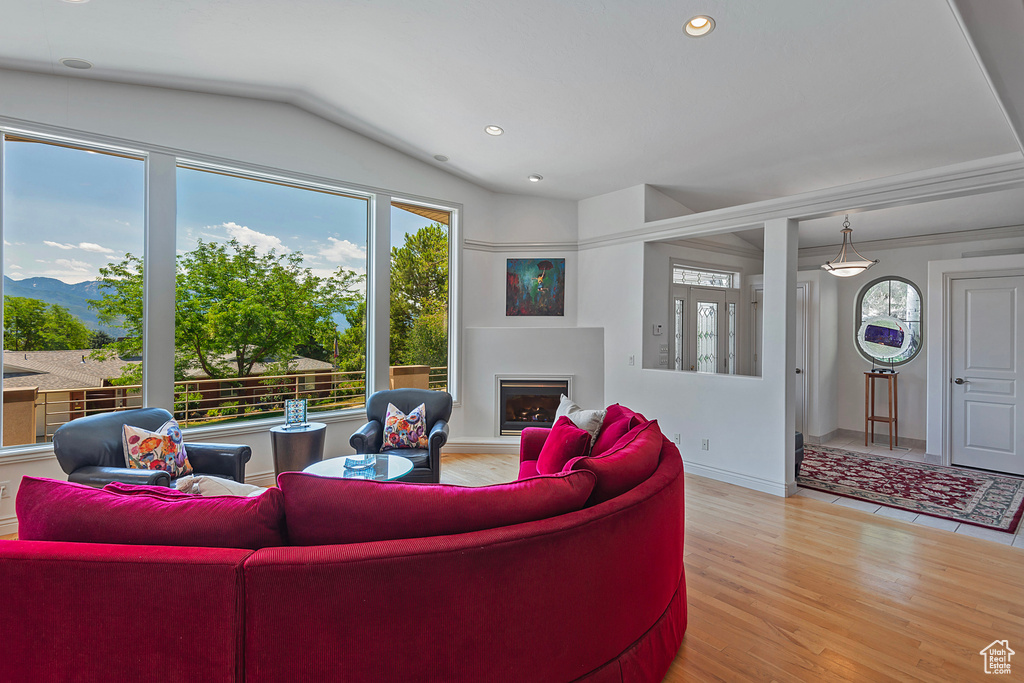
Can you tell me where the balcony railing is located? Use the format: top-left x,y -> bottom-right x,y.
35,366 -> 449,441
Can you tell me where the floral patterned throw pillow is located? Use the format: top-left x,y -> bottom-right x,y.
122,419 -> 193,478
381,403 -> 428,451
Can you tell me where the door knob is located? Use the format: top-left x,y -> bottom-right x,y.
954,377 -> 968,385
795,368 -> 802,374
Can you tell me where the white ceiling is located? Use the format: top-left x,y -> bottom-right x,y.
1,0 -> 1023,239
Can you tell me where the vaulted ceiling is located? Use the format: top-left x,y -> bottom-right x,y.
1,0 -> 1023,241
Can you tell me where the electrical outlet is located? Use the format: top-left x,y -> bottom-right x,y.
0,481 -> 9,498
701,438 -> 710,451
628,355 -> 635,366
673,433 -> 681,444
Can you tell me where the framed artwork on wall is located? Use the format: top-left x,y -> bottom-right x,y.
506,258 -> 565,316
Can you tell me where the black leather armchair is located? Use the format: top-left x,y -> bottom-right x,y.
350,389 -> 452,483
52,407 -> 252,488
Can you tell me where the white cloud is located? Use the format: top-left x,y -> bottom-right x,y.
78,242 -> 116,254
318,237 -> 366,262
55,258 -> 92,272
9,264 -> 22,270
3,240 -> 10,246
44,240 -> 76,250
220,222 -> 289,254
114,220 -> 131,227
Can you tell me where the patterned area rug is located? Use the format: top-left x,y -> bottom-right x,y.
799,446 -> 1024,532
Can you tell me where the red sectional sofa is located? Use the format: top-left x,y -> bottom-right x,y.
0,412 -> 686,683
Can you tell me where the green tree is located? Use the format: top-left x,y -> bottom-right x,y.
91,239 -> 363,380
3,296 -> 91,351
334,300 -> 367,372
390,223 -> 448,366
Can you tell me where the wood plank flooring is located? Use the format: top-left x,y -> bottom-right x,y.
446,452 -> 1024,682
6,453 -> 1022,680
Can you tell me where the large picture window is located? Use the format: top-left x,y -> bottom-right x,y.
171,165 -> 369,427
2,135 -> 145,445
1,127 -> 458,449
390,201 -> 450,393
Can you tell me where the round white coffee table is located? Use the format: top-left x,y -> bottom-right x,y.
302,454 -> 413,481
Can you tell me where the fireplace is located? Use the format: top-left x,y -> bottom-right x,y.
496,376 -> 572,436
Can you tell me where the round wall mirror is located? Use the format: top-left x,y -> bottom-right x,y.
855,276 -> 922,366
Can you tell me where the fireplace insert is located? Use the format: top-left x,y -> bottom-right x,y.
498,378 -> 570,436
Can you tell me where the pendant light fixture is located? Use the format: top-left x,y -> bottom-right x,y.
821,214 -> 878,277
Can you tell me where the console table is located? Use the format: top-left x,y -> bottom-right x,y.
864,371 -> 898,449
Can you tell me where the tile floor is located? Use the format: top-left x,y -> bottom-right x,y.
798,433 -> 1024,549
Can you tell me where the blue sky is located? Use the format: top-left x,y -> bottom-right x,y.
4,139 -> 439,286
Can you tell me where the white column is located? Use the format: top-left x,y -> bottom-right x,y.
367,194 -> 391,394
762,217 -> 798,494
143,153 -> 177,412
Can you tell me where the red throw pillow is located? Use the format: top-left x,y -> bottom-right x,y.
278,469 -> 597,545
591,414 -> 642,457
536,415 -> 591,475
568,419 -> 663,505
16,477 -> 286,549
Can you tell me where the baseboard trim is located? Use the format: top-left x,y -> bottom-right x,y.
683,460 -> 789,497
0,513 -> 18,537
246,469 -> 277,488
444,437 -> 520,455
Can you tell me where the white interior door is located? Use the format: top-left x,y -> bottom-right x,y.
950,275 -> 1024,475
752,285 -> 806,433
795,285 -> 806,434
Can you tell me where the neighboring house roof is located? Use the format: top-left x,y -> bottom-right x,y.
181,354 -> 335,379
2,349 -> 336,392
2,349 -> 136,392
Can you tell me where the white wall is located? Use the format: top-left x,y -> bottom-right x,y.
798,231 -> 1024,445
0,68 -> 593,533
579,184 -> 799,496
460,327 -> 604,439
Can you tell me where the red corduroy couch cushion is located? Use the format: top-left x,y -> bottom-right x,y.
0,540 -> 250,682
591,404 -> 648,456
536,415 -> 591,474
568,419 -> 663,504
278,469 -> 596,545
16,476 -> 286,549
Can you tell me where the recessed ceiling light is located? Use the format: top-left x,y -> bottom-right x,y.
684,15 -> 715,37
433,154 -> 450,162
484,125 -> 504,136
528,174 -> 543,182
59,58 -> 93,69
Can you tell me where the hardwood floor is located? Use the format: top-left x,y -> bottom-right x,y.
5,453 -> 1021,680
447,452 -> 1024,682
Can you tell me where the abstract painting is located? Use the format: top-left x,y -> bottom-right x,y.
506,258 -> 565,316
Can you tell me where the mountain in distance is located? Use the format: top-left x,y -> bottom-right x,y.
3,276 -> 121,336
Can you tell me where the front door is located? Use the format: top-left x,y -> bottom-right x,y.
950,275 -> 1024,475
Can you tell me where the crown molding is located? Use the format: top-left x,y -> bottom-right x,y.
578,153 -> 1024,250
463,239 -> 578,253
664,236 -> 764,259
797,222 -> 1024,259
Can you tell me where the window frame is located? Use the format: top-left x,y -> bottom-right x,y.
0,121 -> 462,458
854,275 -> 924,367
